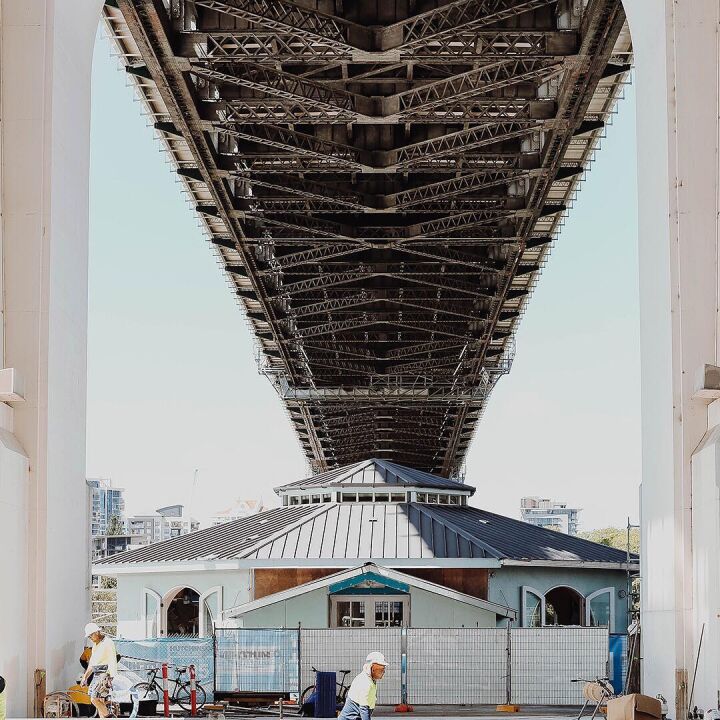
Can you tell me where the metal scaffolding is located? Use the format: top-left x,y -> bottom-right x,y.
104,0 -> 631,476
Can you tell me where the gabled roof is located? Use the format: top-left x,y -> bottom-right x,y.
98,501 -> 634,569
223,563 -> 516,620
274,458 -> 475,495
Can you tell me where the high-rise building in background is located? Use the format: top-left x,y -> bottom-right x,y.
520,497 -> 580,535
87,478 -> 126,536
211,498 -> 267,527
127,504 -> 199,546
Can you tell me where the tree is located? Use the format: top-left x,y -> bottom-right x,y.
580,527 -> 639,554
106,515 -> 125,536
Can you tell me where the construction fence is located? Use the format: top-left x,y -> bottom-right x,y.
118,628 -> 615,706
214,626 -> 613,706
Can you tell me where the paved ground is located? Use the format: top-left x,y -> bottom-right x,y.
216,705 -> 582,720
375,707 -> 580,718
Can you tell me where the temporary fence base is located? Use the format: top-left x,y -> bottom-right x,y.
395,703 -> 414,713
497,705 -> 520,712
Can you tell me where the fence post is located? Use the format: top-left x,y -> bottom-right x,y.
189,664 -> 197,717
496,621 -> 519,712
395,627 -> 413,713
506,621 -> 512,706
213,630 -> 218,700
161,663 -> 170,717
297,624 -> 302,701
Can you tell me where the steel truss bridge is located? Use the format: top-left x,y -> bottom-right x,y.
105,0 -> 631,475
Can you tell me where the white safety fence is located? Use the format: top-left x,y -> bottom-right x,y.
407,627 -> 507,704
300,626 -> 609,706
300,629 -> 403,703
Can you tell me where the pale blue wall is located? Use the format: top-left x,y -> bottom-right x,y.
116,569 -> 252,639
409,587 -> 497,628
488,566 -> 629,632
239,588 -> 329,628
237,586 -> 498,628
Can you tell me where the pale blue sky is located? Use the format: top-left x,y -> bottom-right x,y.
87,31 -> 639,530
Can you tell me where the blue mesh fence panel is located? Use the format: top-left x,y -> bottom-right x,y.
115,638 -> 214,700
609,634 -> 628,694
215,629 -> 300,695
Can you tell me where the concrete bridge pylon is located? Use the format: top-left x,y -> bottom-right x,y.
627,0 -> 720,715
0,1 -> 102,715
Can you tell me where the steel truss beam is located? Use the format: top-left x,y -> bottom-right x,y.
191,62 -> 369,119
380,0 -> 557,50
217,123 -> 367,170
186,30 -> 578,63
386,59 -> 563,117
191,0 -> 364,52
237,175 -> 367,211
385,169 -> 535,209
393,121 -> 543,168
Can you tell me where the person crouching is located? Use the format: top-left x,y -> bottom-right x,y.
338,652 -> 388,720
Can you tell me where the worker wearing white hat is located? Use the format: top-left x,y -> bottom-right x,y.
337,652 -> 389,720
80,622 -> 118,718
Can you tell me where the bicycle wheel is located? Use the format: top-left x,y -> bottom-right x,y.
131,681 -> 160,716
175,682 -> 207,712
300,685 -> 317,717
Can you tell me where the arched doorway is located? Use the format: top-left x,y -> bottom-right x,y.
165,587 -> 201,637
544,587 -> 584,626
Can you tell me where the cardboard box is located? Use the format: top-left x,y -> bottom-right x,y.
607,694 -> 662,720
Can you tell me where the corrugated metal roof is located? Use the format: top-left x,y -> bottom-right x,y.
102,502 -> 631,566
101,505 -> 320,565
275,459 -> 475,494
424,505 -> 632,564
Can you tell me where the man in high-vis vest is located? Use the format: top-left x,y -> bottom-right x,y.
337,652 -> 389,720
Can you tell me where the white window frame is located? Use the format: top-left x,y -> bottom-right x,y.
199,586 -> 223,638
330,594 -> 410,628
585,587 -> 615,632
142,588 -> 162,639
521,586 -> 545,627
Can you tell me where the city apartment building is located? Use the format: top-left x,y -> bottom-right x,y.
127,504 -> 199,546
520,496 -> 580,535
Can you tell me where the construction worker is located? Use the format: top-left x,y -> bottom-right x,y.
80,623 -> 118,718
337,652 -> 388,720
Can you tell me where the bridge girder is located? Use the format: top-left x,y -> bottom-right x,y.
108,0 -> 630,475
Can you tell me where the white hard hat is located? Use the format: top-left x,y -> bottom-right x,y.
84,622 -> 102,637
366,652 -> 389,666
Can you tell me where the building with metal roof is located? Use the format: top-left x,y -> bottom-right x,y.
96,460 -> 636,639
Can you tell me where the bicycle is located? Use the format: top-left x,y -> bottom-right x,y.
572,676 -> 616,720
132,665 -> 207,713
300,667 -> 352,714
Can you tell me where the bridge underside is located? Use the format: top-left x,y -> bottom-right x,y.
107,0 -> 630,474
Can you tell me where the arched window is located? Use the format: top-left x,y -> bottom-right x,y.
164,587 -> 201,636
142,588 -> 162,639
199,586 -> 223,638
585,587 -> 615,631
544,586 -> 584,626
521,587 -> 545,627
